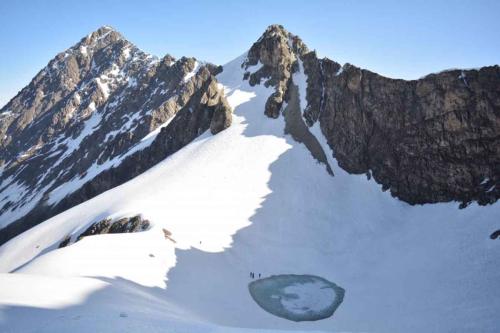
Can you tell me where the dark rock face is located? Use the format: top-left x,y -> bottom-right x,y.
318,64 -> 500,206
59,214 -> 150,248
77,215 -> 150,239
244,25 -> 308,118
0,26 -> 231,245
245,25 -> 500,207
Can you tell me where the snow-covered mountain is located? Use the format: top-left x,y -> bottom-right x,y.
0,24 -> 499,332
0,26 -> 231,243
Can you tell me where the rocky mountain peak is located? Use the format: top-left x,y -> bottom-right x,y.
0,26 -> 154,159
0,26 -> 231,244
66,25 -> 126,61
83,25 -> 122,44
242,25 -> 310,118
258,24 -> 289,41
95,25 -> 117,34
245,24 -> 309,70
259,24 -> 309,55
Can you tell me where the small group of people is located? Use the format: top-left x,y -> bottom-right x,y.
250,272 -> 261,279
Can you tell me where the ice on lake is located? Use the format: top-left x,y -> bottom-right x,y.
248,274 -> 345,322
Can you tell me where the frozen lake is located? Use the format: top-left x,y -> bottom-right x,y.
248,274 -> 345,322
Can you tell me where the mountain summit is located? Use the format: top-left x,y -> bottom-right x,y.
0,26 -> 231,243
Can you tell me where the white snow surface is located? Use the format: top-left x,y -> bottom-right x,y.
293,59 -> 308,114
0,52 -> 499,332
281,281 -> 336,314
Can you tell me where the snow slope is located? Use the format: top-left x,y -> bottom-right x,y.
0,53 -> 499,333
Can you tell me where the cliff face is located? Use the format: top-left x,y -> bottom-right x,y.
247,25 -> 500,207
317,64 -> 499,206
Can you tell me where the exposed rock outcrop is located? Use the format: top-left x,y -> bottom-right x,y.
318,64 -> 500,206
58,214 -> 150,248
77,215 -> 150,239
244,24 -> 500,207
244,25 -> 308,118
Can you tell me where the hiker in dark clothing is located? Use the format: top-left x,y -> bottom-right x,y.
258,273 -> 261,278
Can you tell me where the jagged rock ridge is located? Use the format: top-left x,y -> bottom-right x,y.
0,26 -> 231,244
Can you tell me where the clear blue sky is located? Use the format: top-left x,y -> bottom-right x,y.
1,0 -> 499,108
